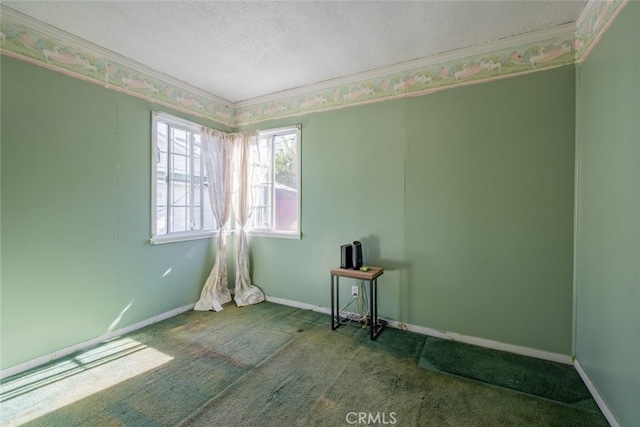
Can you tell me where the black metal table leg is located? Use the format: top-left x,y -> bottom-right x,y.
371,278 -> 383,340
331,274 -> 335,330
369,279 -> 375,340
331,274 -> 341,330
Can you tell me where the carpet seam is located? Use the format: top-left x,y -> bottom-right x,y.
177,324 -> 313,425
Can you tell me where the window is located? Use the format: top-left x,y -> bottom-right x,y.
151,112 -> 215,244
151,115 -> 300,243
250,126 -> 301,238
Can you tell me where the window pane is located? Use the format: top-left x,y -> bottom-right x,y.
250,136 -> 273,229
256,136 -> 273,185
275,188 -> 298,230
171,207 -> 187,232
171,180 -> 187,206
155,122 -> 169,236
171,128 -> 187,155
193,208 -> 201,231
274,132 -> 299,231
153,112 -> 226,240
274,133 -> 298,189
156,121 -> 168,175
156,206 -> 167,235
156,180 -> 167,235
171,153 -> 188,177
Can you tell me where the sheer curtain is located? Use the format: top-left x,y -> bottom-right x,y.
194,127 -> 234,311
233,131 -> 265,307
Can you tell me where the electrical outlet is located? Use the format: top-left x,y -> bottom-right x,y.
352,285 -> 359,297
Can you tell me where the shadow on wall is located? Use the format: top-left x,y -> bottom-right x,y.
357,234 -> 410,322
358,234 -> 407,271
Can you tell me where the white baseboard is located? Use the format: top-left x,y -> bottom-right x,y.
0,303 -> 195,380
387,319 -> 573,365
266,295 -> 573,365
266,295 -> 331,315
2,296 -> 574,379
574,360 -> 620,427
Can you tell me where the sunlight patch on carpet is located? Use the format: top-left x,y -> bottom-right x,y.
0,337 -> 173,426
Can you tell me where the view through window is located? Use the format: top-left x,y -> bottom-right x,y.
152,113 -> 300,243
153,113 -> 215,242
251,127 -> 300,237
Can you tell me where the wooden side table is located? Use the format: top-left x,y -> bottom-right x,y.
330,266 -> 384,340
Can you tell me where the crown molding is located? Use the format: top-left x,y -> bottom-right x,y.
235,22 -> 576,109
235,0 -> 627,126
575,0 -> 629,64
234,23 -> 579,125
0,6 -> 235,127
0,1 -> 629,128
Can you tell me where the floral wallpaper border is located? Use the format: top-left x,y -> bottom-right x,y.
0,8 -> 235,127
235,0 -> 627,126
0,1 -> 627,128
575,0 -> 628,63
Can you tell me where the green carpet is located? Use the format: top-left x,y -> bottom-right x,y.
0,302 -> 608,426
418,337 -> 594,406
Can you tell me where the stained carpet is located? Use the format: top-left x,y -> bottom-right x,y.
0,302 -> 608,426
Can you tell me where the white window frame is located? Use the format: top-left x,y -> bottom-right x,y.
150,111 -> 217,245
248,125 -> 301,240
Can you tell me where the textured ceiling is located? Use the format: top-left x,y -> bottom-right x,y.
4,1 -> 587,103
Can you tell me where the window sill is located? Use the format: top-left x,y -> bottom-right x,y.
150,229 -> 301,244
247,230 -> 301,240
150,230 -> 218,245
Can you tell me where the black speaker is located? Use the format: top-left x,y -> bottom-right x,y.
352,241 -> 363,269
340,244 -> 353,269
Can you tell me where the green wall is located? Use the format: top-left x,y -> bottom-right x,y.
1,53 -> 577,371
575,2 -> 640,425
0,56 -> 225,370
405,69 -> 575,353
249,101 -> 408,318
244,65 -> 576,355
